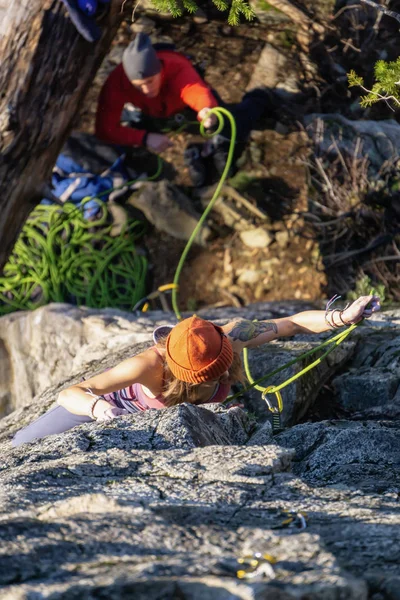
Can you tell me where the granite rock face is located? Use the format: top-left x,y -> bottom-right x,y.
0,404 -> 367,600
1,305 -> 400,598
332,329 -> 400,416
277,420 -> 400,491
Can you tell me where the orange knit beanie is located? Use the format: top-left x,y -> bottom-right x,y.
165,316 -> 234,383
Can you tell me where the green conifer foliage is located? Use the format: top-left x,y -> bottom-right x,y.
149,0 -> 255,24
348,58 -> 400,109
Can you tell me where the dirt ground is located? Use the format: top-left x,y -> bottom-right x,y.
143,127 -> 326,311
77,16 -> 327,311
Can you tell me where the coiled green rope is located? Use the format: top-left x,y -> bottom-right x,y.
0,155 -> 164,315
0,199 -> 148,314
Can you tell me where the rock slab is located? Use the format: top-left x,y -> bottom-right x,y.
1,308 -> 400,597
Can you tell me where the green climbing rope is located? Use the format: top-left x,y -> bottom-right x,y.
0,200 -> 147,314
226,323 -> 358,410
171,107 -> 237,320
242,322 -> 358,395
0,156 -> 163,315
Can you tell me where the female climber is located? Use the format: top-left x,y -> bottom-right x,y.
12,294 -> 380,446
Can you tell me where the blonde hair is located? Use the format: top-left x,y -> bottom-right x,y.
155,337 -> 245,407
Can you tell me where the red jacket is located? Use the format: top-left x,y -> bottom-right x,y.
95,50 -> 218,147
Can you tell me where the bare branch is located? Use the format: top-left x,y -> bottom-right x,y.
360,0 -> 400,25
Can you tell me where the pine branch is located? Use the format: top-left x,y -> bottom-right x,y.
144,0 -> 254,23
348,71 -> 400,110
213,0 -> 229,10
182,0 -> 197,13
348,58 -> 400,110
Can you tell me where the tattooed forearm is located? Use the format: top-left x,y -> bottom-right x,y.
227,319 -> 278,342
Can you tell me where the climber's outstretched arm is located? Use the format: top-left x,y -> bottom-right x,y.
223,295 -> 380,350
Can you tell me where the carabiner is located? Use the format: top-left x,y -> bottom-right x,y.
262,386 -> 283,414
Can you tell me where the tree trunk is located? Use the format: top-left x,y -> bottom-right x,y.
0,0 -> 124,272
264,0 -> 324,31
264,0 -> 325,50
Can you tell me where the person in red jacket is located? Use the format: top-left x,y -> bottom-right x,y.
96,33 -> 270,186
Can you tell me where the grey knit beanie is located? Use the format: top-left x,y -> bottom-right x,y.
122,33 -> 161,81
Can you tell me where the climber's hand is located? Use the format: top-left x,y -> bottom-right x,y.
145,133 -> 173,154
93,401 -> 129,421
341,295 -> 381,325
198,107 -> 217,129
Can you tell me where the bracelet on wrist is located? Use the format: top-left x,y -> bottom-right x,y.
325,295 -> 343,330
325,309 -> 343,329
324,310 -> 336,330
338,310 -> 351,326
330,309 -> 344,329
85,388 -> 103,420
88,397 -> 101,420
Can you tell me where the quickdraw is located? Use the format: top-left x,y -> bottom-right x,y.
262,386 -> 284,433
236,552 -> 276,580
272,509 -> 308,531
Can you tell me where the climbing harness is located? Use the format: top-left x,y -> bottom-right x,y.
236,552 -> 276,580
